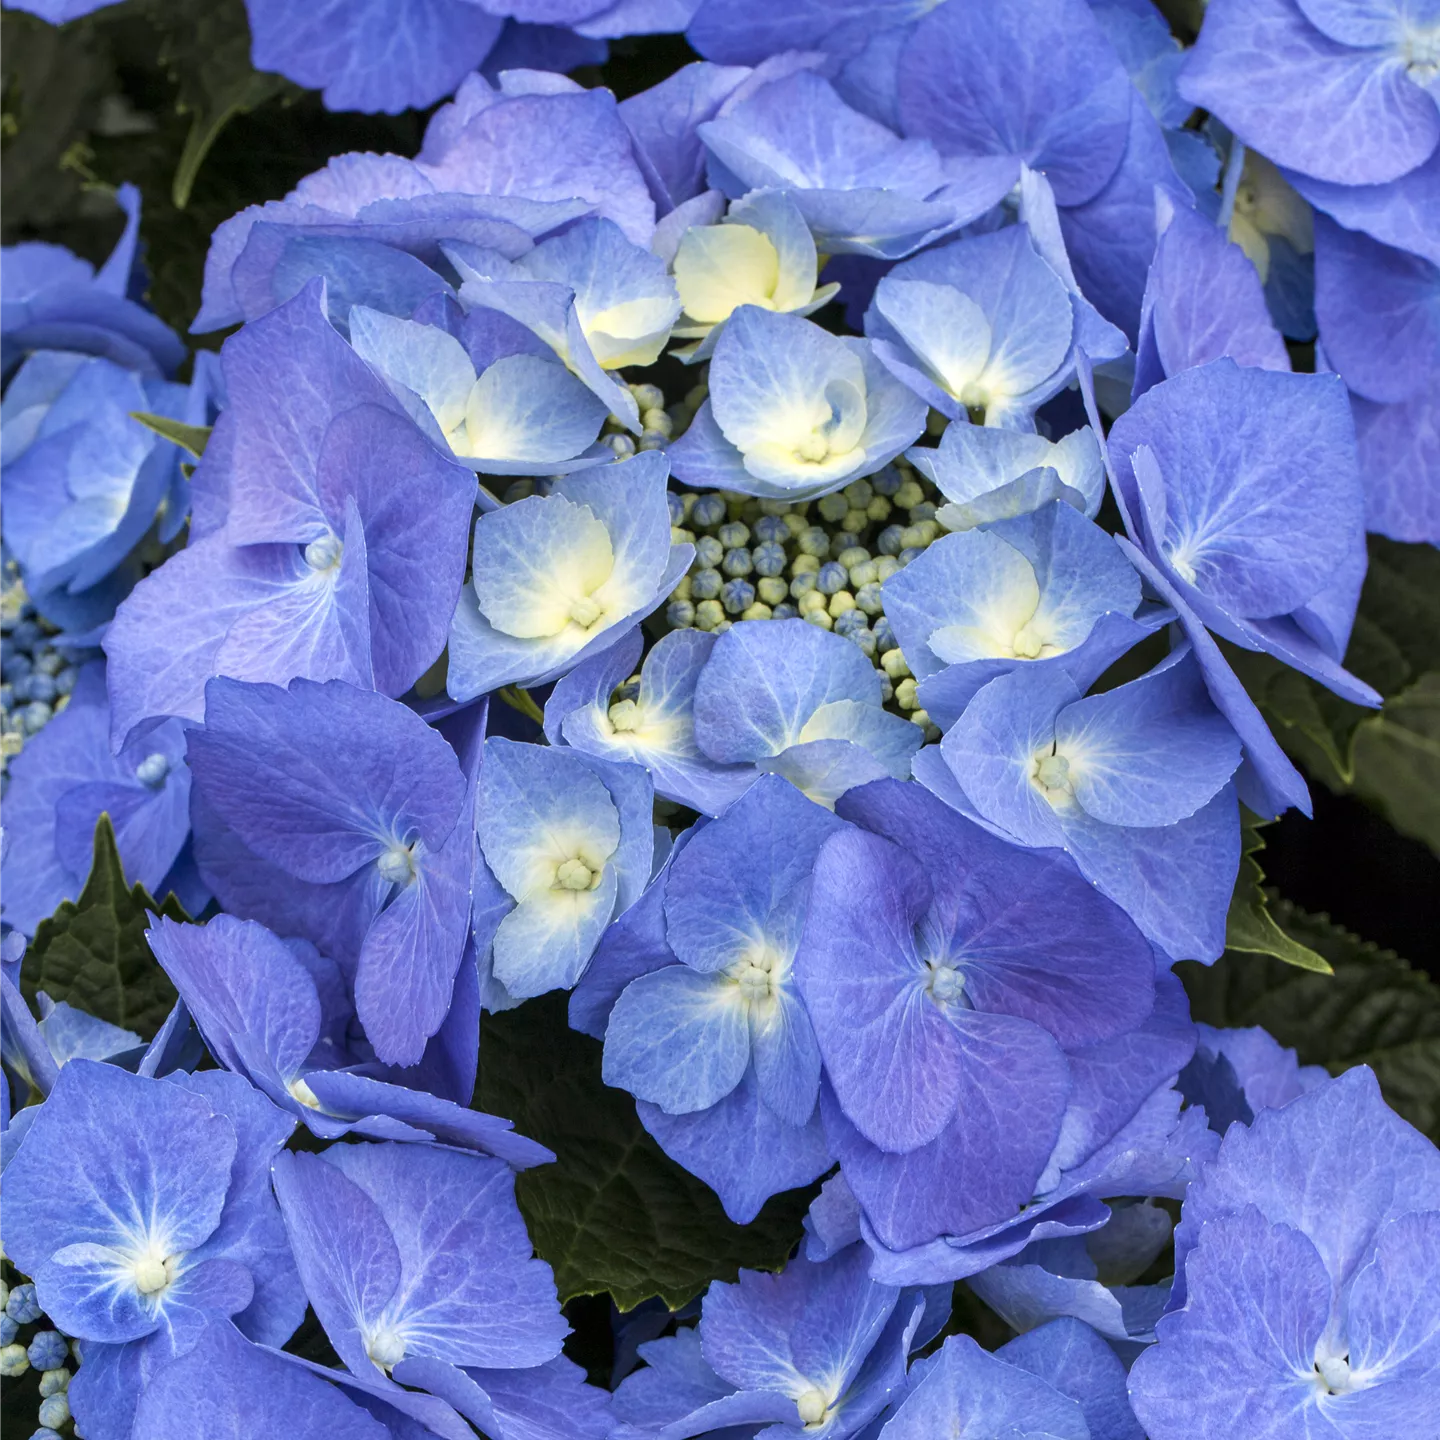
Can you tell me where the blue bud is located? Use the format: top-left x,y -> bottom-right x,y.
666,600 -> 696,629
834,609 -> 868,638
7,1284 -> 42,1325
54,667 -> 76,697
0,1317 -> 17,1346
667,493 -> 685,525
772,603 -> 799,620
717,521 -> 750,550
721,579 -> 755,614
721,547 -> 754,578
816,562 -> 847,596
29,1430 -> 62,1440
695,535 -> 724,568
690,568 -> 723,601
751,542 -> 787,577
898,546 -> 924,566
871,466 -> 903,496
690,494 -> 727,529
38,1368 -> 70,1398
19,702 -> 50,735
873,616 -> 898,653
26,1333 -> 67,1372
752,515 -> 790,543
829,531 -> 860,558
877,525 -> 906,556
28,671 -> 58,703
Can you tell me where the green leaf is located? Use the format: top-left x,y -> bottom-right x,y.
1228,539 -> 1440,853
131,410 -> 211,457
1180,899 -> 1440,1142
477,994 -> 816,1311
20,814 -> 189,1040
1223,812 -> 1330,972
148,0 -> 295,209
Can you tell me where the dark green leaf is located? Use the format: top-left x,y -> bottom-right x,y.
1180,898 -> 1440,1141
148,0 -> 295,208
1228,539 -> 1440,853
131,409 -> 211,456
1223,812 -> 1330,972
478,994 -> 816,1311
20,814 -> 189,1040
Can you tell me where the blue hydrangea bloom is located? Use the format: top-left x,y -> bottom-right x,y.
544,625 -> 756,816
996,1315 -> 1145,1440
187,677 -> 472,1067
795,778 -> 1157,1250
613,1244 -> 929,1439
669,189 -> 841,361
130,1319 -> 391,1440
696,71 -> 1021,260
1179,1023 -> 1329,1135
1131,1066 -> 1440,1438
906,421 -> 1107,531
689,618 -> 922,809
447,452 -> 691,700
877,1331 -> 1090,1440
453,216 -> 680,430
347,303 -> 611,473
1180,0 -> 1440,188
599,776 -> 841,1222
145,912 -> 553,1166
882,500 -> 1150,729
3,1061 -> 305,1440
1,184 -> 183,380
1,665 -> 197,936
864,225 -> 1110,429
1313,213 -> 1440,543
196,73 -> 653,333
936,649 -> 1243,961
1133,195 -> 1292,399
1102,357 -> 1380,817
474,736 -> 653,1003
103,281 -> 477,748
669,307 -> 927,502
1,354 -> 199,630
271,1141 -> 567,1375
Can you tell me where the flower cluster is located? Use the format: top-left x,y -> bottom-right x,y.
2,1 -> 1439,1438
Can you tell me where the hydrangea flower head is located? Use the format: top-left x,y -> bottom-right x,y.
448,451 -> 692,699
1130,1066 -> 1440,1438
3,1061 -> 305,1440
475,735 -> 654,1002
670,190 -> 841,361
1181,0 -> 1440,187
936,649 -> 1243,960
668,308 -> 926,501
187,677 -> 472,1066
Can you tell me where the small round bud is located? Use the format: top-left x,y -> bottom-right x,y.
829,531 -> 860,557
828,591 -> 856,619
782,512 -> 809,538
757,577 -> 789,606
751,542 -> 787,577
895,677 -> 919,709
866,496 -> 892,523
27,1333 -> 67,1372
0,1344 -> 30,1378
876,525 -> 906,556
855,582 -> 884,616
752,514 -> 790,543
816,562 -> 847,595
803,608 -> 833,631
629,383 -> 665,412
874,555 -> 900,583
38,1368 -> 70,1398
833,607 -> 866,636
667,493 -> 685,525
881,648 -> 911,680
671,575 -> 693,603
0,1317 -> 17,1346
721,579 -> 756,614
843,508 -> 868,534
842,478 -> 874,507
38,1394 -> 70,1430
691,494 -> 727,529
7,1285 -> 42,1325
849,560 -> 879,589
899,546 -> 924,566
666,600 -> 696,629
797,526 -> 830,558
695,600 -> 726,630
894,480 -> 924,509
641,408 -> 673,437
717,521 -> 750,550
797,590 -> 828,617
790,553 -> 821,577
695,535 -> 724,568
669,525 -> 695,545
816,493 -> 849,523
740,603 -> 773,621
607,434 -> 637,459
871,466 -> 902,496
874,616 -> 898,653
847,626 -> 878,658
911,501 -> 938,523
790,571 -> 818,599
773,603 -> 798,620
721,547 -> 754,578
690,568 -> 722,601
